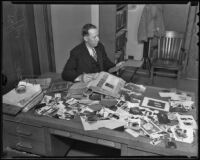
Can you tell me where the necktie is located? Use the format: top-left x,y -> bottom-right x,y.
92,48 -> 97,61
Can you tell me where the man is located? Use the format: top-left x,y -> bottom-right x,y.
61,23 -> 124,82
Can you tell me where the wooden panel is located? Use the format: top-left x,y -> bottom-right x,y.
5,134 -> 46,156
25,5 -> 41,76
50,129 -> 71,138
120,144 -> 128,156
2,2 -> 40,93
71,133 -> 97,144
33,5 -> 50,74
127,147 -> 159,156
4,120 -> 45,142
44,5 -> 56,72
3,2 -> 28,83
97,139 -> 121,149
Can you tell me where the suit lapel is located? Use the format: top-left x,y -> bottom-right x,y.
81,43 -> 96,68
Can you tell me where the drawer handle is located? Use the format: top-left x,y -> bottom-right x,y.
16,142 -> 33,149
16,128 -> 32,136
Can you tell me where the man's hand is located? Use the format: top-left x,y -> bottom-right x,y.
108,61 -> 125,73
81,73 -> 98,83
116,61 -> 125,67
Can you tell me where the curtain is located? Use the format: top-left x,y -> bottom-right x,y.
183,3 -> 199,79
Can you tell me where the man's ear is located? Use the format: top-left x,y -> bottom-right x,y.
83,36 -> 88,42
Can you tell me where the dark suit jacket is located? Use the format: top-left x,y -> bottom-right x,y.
61,42 -> 115,81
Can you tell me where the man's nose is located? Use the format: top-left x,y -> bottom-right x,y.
96,37 -> 99,41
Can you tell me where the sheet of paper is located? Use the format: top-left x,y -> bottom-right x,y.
80,116 -> 102,131
99,119 -> 126,130
159,92 -> 176,98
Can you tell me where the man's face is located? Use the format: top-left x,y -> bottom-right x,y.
84,28 -> 99,48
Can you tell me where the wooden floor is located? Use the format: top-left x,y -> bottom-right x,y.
3,70 -> 198,158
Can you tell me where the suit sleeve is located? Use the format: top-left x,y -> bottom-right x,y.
61,50 -> 82,82
101,44 -> 115,71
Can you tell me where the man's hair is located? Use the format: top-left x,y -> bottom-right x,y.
82,24 -> 97,37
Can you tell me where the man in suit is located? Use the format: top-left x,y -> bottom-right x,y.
61,23 -> 124,82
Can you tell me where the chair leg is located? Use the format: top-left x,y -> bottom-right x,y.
150,67 -> 154,84
129,68 -> 138,82
177,70 -> 181,80
147,57 -> 151,77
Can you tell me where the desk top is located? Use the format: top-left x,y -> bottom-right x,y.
3,85 -> 198,157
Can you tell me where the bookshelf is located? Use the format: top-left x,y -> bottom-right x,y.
99,5 -> 128,64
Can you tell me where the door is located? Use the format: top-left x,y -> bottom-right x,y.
2,2 -> 40,93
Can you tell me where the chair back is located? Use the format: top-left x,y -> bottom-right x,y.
157,31 -> 184,63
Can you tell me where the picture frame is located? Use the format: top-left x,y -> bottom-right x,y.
141,97 -> 170,112
47,81 -> 72,93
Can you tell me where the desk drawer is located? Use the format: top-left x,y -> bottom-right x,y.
3,120 -> 45,141
5,134 -> 46,156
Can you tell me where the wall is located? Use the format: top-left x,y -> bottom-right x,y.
163,4 -> 189,33
126,4 -> 145,60
51,5 -> 91,73
126,4 -> 189,61
91,5 -> 99,28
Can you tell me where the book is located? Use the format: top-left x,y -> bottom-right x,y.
3,81 -> 43,115
22,91 -> 44,112
3,81 -> 42,108
23,78 -> 52,90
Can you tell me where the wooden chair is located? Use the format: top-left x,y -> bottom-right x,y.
149,31 -> 187,84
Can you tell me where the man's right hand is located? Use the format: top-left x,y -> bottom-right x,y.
108,61 -> 125,73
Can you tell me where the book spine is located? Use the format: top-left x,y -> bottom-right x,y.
22,92 -> 44,112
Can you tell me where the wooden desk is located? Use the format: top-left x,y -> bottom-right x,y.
3,86 -> 198,157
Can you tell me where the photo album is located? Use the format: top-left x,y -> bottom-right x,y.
86,72 -> 126,98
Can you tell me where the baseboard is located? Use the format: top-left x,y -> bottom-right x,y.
183,77 -> 198,81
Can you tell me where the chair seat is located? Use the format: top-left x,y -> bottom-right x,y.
152,59 -> 181,70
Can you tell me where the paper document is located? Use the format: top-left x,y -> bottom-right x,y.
3,82 -> 42,108
80,116 -> 126,131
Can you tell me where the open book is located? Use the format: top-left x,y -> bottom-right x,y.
86,72 -> 125,98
